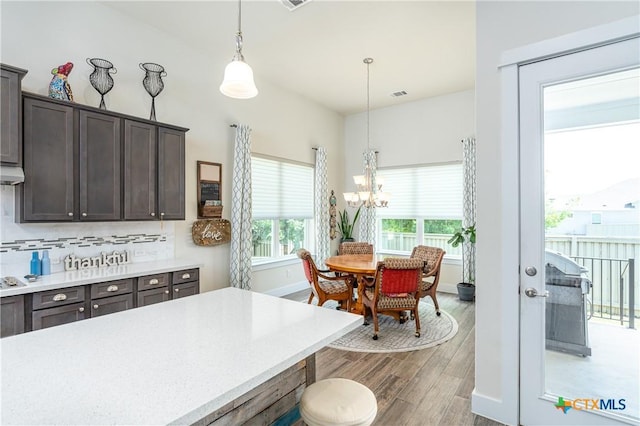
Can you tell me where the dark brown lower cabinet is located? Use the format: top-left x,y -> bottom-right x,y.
91,294 -> 134,317
1,295 -> 25,337
172,282 -> 199,299
138,287 -> 170,306
171,269 -> 199,299
1,268 -> 199,337
32,302 -> 86,331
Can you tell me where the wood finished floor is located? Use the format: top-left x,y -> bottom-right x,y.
283,291 -> 504,426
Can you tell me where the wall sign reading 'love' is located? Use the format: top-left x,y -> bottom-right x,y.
192,219 -> 231,246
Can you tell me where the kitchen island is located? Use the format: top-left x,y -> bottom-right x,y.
1,287 -> 361,425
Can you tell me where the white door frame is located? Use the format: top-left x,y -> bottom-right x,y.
498,15 -> 640,426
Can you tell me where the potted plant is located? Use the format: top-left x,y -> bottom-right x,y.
448,224 -> 476,301
337,205 -> 361,242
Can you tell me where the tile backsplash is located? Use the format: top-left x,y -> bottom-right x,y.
0,186 -> 175,277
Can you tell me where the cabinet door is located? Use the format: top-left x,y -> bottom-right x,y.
21,98 -> 74,221
32,302 -> 86,330
91,294 -> 133,317
1,66 -> 26,164
172,281 -> 199,299
137,287 -> 170,307
1,295 -> 25,337
158,127 -> 185,220
79,111 -> 121,221
124,120 -> 157,220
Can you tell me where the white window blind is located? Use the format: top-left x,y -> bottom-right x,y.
377,163 -> 463,218
252,156 -> 314,219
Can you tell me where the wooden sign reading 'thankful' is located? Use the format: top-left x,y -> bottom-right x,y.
192,219 -> 231,246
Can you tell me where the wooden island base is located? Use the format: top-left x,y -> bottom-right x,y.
195,355 -> 315,425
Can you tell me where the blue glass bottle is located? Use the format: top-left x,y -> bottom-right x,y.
30,251 -> 41,275
41,250 -> 51,275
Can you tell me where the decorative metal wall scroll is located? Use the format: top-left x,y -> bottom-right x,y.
87,58 -> 117,110
329,190 -> 337,240
192,219 -> 231,246
140,62 -> 166,121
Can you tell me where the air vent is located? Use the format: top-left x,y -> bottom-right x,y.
280,0 -> 312,11
391,90 -> 408,98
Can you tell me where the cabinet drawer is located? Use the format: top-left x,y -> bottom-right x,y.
32,286 -> 84,310
138,273 -> 169,291
32,302 -> 86,330
90,279 -> 133,299
91,294 -> 134,318
172,269 -> 199,284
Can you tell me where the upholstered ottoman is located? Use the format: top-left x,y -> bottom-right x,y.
299,378 -> 377,426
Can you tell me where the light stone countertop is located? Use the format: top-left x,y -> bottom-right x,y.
0,287 -> 362,425
0,258 -> 202,297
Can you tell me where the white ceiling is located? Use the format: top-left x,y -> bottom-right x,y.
103,0 -> 476,115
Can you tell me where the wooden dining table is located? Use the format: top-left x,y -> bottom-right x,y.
324,254 -> 384,315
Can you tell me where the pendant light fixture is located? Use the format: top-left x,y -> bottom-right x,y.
343,58 -> 389,208
220,0 -> 258,99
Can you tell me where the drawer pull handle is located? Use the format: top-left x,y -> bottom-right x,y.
67,212 -> 73,217
107,285 -> 119,292
79,307 -> 85,312
174,288 -> 180,293
164,290 -> 169,294
93,304 -> 99,309
53,293 -> 67,302
149,279 -> 159,285
181,273 -> 190,279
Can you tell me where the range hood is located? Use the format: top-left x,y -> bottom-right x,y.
0,165 -> 25,185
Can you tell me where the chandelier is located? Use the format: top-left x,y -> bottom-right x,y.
343,58 -> 389,208
219,0 -> 258,99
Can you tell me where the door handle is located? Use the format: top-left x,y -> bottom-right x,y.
524,266 -> 537,276
524,288 -> 549,298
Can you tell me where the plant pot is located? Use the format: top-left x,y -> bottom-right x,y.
457,282 -> 475,301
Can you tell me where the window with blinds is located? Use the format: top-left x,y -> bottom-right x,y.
376,163 -> 463,256
251,156 -> 314,263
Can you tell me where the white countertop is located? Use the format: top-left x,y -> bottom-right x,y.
0,287 -> 362,425
0,259 -> 202,297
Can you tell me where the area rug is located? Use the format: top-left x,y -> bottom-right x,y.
324,301 -> 458,353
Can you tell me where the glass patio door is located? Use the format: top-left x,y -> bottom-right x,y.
519,37 -> 639,425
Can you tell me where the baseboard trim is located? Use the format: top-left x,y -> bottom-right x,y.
263,281 -> 309,298
471,389 -> 516,426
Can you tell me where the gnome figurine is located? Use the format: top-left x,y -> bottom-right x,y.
49,62 -> 74,101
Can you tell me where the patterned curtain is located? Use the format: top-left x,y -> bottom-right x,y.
229,124 -> 253,290
462,137 -> 477,283
359,149 -> 377,246
314,147 -> 330,268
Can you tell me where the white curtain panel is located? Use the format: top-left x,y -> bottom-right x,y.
314,147 -> 330,268
359,149 -> 377,245
462,137 -> 477,283
229,124 -> 253,290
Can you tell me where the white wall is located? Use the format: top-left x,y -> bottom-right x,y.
0,1 -> 344,294
344,89 -> 475,291
475,2 -> 639,424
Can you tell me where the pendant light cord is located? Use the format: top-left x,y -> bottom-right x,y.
235,0 -> 244,59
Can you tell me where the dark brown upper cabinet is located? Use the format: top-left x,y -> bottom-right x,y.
1,64 -> 27,165
18,93 -> 188,223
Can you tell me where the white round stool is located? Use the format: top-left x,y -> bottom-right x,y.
299,378 -> 378,426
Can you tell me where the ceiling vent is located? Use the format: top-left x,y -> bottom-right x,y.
391,90 -> 408,98
280,0 -> 312,11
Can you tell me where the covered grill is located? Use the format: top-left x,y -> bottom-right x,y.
545,249 -> 592,356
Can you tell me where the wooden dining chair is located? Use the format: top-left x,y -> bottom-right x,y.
410,245 -> 446,316
296,249 -> 353,311
338,241 -> 374,255
362,258 -> 423,340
